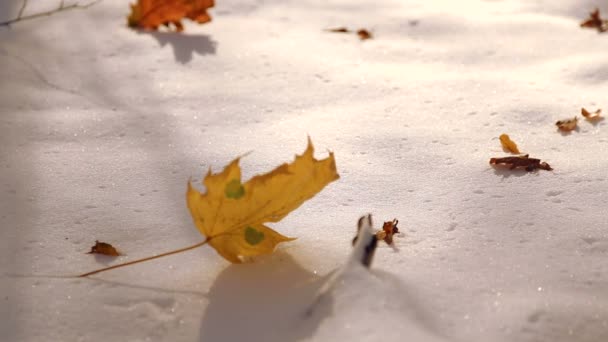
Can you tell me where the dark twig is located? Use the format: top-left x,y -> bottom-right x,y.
17,0 -> 27,18
0,0 -> 102,27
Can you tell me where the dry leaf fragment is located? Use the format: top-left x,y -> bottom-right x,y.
580,8 -> 608,33
87,241 -> 120,256
489,154 -> 552,172
353,218 -> 400,246
187,138 -> 339,263
499,134 -> 521,154
128,0 -> 214,32
356,29 -> 373,40
325,27 -> 350,33
556,117 -> 578,132
581,107 -> 603,121
325,27 -> 373,40
376,219 -> 399,245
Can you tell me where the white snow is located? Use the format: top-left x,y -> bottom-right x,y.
1,0 -> 608,341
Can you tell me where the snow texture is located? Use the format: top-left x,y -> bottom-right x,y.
1,0 -> 608,341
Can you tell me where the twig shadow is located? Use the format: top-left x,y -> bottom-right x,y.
199,252 -> 331,342
143,31 -> 217,63
85,277 -> 208,297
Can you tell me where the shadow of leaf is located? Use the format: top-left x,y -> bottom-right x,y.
492,167 -> 537,178
90,253 -> 120,265
144,31 -> 217,64
199,252 -> 331,342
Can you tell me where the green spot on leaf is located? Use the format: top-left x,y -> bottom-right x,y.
225,179 -> 245,199
245,226 -> 265,245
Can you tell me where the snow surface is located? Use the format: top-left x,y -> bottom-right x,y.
1,0 -> 608,341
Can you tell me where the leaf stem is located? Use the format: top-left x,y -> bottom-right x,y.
78,239 -> 210,278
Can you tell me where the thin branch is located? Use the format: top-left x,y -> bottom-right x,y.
78,239 -> 210,278
0,0 -> 102,27
17,0 -> 27,18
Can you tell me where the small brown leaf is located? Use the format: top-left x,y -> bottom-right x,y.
556,117 -> 578,132
356,29 -> 372,40
580,8 -> 608,33
353,218 -> 400,246
581,107 -> 603,121
87,241 -> 121,256
375,219 -> 399,245
325,27 -> 350,33
489,154 -> 552,172
499,134 -> 521,154
325,27 -> 373,40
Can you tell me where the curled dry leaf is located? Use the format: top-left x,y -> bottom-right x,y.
356,29 -> 373,40
353,218 -> 400,246
187,138 -> 339,263
499,134 -> 520,154
128,0 -> 214,32
376,219 -> 399,245
580,8 -> 608,33
87,241 -> 121,256
581,108 -> 603,121
490,154 -> 552,172
556,117 -> 578,132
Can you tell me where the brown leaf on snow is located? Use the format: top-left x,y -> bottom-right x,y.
581,107 -> 603,121
356,29 -> 373,40
353,218 -> 400,246
555,117 -> 578,132
325,27 -> 373,40
87,241 -> 121,256
489,154 -> 552,172
127,0 -> 214,32
580,8 -> 608,33
499,134 -> 521,154
325,27 -> 350,33
376,219 -> 399,245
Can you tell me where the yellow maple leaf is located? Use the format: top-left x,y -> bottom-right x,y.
187,138 -> 339,263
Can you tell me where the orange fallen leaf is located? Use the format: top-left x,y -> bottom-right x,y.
555,117 -> 578,132
499,134 -> 520,154
87,241 -> 120,256
580,8 -> 608,33
128,0 -> 214,32
581,107 -> 603,121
